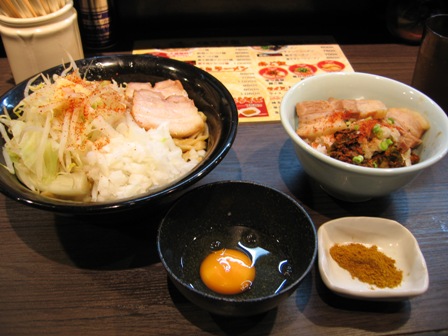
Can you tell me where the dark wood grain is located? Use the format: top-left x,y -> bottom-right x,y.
0,44 -> 447,336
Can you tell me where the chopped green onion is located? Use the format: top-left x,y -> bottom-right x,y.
353,124 -> 359,131
373,123 -> 381,135
379,138 -> 393,151
387,117 -> 395,124
353,155 -> 364,164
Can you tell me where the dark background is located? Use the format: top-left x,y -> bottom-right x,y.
76,0 -> 447,52
111,0 -> 393,45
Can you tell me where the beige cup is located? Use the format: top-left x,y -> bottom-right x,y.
0,0 -> 84,84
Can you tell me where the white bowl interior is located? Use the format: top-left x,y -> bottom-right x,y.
317,216 -> 429,300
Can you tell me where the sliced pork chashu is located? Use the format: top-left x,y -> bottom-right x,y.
151,79 -> 189,98
129,79 -> 205,138
386,107 -> 430,150
125,82 -> 153,99
295,98 -> 387,139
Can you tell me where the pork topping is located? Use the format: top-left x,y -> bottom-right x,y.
128,79 -> 205,138
295,98 -> 429,167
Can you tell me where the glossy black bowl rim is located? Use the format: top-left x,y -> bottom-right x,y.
0,54 -> 239,214
157,180 -> 318,304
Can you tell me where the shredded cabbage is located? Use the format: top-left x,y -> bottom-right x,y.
0,64 -> 204,202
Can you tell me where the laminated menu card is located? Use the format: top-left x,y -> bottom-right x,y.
133,44 -> 354,123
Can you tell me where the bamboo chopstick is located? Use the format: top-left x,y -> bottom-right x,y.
0,0 -> 21,18
45,0 -> 58,13
28,0 -> 47,16
38,0 -> 51,15
23,0 -> 39,17
0,0 -> 65,18
11,0 -> 35,18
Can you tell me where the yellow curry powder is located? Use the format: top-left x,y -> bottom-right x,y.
329,243 -> 403,288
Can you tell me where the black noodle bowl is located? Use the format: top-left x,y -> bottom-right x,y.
0,54 -> 238,214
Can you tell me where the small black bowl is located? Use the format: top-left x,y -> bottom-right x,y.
157,180 -> 317,316
0,54 -> 238,215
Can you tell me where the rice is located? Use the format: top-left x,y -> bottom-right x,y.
84,114 -> 199,202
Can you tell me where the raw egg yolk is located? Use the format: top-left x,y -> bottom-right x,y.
200,248 -> 255,295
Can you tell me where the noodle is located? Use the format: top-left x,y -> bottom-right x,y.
174,112 -> 209,161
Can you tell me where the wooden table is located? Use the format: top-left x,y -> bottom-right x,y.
0,43 -> 447,336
